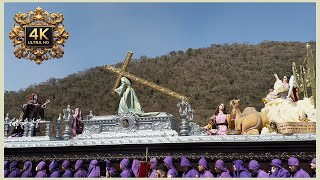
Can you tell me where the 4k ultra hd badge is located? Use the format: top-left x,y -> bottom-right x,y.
9,7 -> 69,64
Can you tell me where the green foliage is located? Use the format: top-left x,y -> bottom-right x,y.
4,41 -> 315,126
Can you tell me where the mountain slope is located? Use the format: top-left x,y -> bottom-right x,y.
4,41 -> 315,126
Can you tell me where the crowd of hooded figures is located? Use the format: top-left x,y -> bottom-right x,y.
4,156 -> 316,178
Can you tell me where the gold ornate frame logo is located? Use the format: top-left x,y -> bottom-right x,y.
9,7 -> 69,64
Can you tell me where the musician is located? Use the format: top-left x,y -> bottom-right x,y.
9,93 -> 50,137
21,93 -> 49,120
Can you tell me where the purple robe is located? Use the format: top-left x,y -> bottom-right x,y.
88,159 -> 100,178
257,170 -> 270,178
288,157 -> 310,178
248,160 -> 269,178
21,161 -> 35,177
215,160 -> 231,178
291,168 -> 310,178
132,159 -> 140,177
198,157 -> 214,178
4,161 -> 10,177
49,160 -> 61,178
106,160 -> 116,177
74,160 -> 88,177
8,161 -> 22,178
62,160 -> 74,177
164,156 -> 178,177
120,158 -> 132,178
149,158 -> 158,178
181,156 -> 199,178
35,161 -> 47,178
232,160 -> 251,178
270,159 -> 290,178
200,170 -> 214,178
183,169 -> 200,178
219,171 -> 232,178
311,158 -> 316,177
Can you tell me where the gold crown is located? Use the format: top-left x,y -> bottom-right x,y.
9,7 -> 69,64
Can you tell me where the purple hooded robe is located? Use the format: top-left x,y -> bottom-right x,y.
4,161 -> 10,177
288,157 -> 310,178
21,161 -> 35,177
8,161 -> 22,178
149,158 -> 158,178
215,159 -> 232,178
88,159 -> 100,178
132,159 -> 140,177
198,157 -> 214,178
164,156 -> 178,177
311,158 -> 316,178
49,160 -> 61,178
74,160 -> 88,177
232,160 -> 251,178
270,159 -> 290,178
106,160 -> 116,177
120,158 -> 132,178
248,160 -> 269,178
62,160 -> 74,177
180,156 -> 199,178
35,161 -> 47,178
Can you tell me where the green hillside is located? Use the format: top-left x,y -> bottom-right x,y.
4,41 -> 315,126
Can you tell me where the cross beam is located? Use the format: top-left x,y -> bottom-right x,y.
112,51 -> 133,93
106,65 -> 190,102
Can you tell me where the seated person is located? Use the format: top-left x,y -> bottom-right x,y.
203,103 -> 228,135
202,117 -> 216,135
21,93 -> 49,120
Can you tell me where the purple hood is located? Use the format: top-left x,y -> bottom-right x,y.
150,158 -> 158,169
215,159 -> 227,172
180,156 -> 192,167
164,156 -> 176,170
198,157 -> 209,170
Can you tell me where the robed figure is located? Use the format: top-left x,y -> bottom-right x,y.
115,77 -> 144,115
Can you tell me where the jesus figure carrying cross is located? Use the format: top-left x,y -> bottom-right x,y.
115,76 -> 143,114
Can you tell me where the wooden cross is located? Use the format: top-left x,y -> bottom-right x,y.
106,51 -> 190,102
112,51 -> 133,94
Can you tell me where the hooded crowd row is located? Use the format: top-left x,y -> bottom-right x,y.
4,156 -> 316,178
